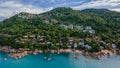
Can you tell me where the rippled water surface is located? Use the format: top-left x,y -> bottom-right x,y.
0,52 -> 120,68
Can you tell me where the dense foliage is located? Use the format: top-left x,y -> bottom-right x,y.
0,7 -> 120,52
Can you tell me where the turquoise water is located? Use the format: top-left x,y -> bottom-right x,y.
0,52 -> 120,68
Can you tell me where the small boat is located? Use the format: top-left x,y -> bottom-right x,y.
73,56 -> 80,60
48,58 -> 52,61
4,58 -> 7,61
43,57 -> 47,60
44,57 -> 47,59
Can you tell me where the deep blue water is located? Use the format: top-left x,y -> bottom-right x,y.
0,52 -> 120,68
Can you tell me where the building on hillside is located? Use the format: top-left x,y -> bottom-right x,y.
68,45 -> 72,48
37,36 -> 45,42
51,19 -> 58,23
100,46 -> 104,50
43,20 -> 50,24
68,37 -> 74,45
68,24 -> 74,29
79,40 -> 85,46
89,30 -> 95,34
47,42 -> 52,46
29,35 -> 35,39
84,44 -> 92,50
111,44 -> 116,48
86,26 -> 92,30
74,43 -> 78,48
23,35 -> 28,39
60,24 -> 67,29
56,43 -> 60,46
75,25 -> 83,30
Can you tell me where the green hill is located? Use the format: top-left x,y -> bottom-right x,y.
0,7 -> 120,51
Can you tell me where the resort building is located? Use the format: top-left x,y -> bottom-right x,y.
79,40 -> 85,46
50,19 -> 58,23
84,44 -> 92,50
111,44 -> 116,48
86,26 -> 92,30
74,43 -> 78,48
68,24 -> 74,29
75,25 -> 83,30
43,20 -> 50,24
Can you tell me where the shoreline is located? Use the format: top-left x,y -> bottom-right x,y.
0,46 -> 120,60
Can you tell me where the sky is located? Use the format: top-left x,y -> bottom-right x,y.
0,0 -> 120,21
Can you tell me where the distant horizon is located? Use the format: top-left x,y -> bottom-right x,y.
0,0 -> 120,21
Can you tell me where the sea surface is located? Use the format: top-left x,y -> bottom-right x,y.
0,52 -> 120,68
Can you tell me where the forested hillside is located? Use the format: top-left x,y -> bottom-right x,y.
0,7 -> 120,52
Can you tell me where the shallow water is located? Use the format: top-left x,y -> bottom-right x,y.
0,52 -> 120,68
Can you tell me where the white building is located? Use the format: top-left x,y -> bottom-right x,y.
111,44 -> 116,48
89,30 -> 95,34
43,20 -> 50,24
85,44 -> 92,50
75,25 -> 83,30
74,43 -> 78,48
68,24 -> 74,29
86,26 -> 92,30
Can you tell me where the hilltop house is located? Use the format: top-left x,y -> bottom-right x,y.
18,13 -> 37,19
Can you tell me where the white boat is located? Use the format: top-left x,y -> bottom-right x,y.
44,57 -> 47,59
48,58 -> 52,61
4,58 -> 7,61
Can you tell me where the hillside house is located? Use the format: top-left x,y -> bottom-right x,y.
111,44 -> 116,48
89,30 -> 95,34
75,25 -> 83,30
29,35 -> 35,39
79,40 -> 85,46
23,35 -> 28,39
86,26 -> 92,30
43,20 -> 50,24
68,37 -> 74,45
100,46 -> 104,50
47,42 -> 53,46
74,43 -> 78,48
51,19 -> 58,23
84,44 -> 92,50
68,24 -> 74,29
